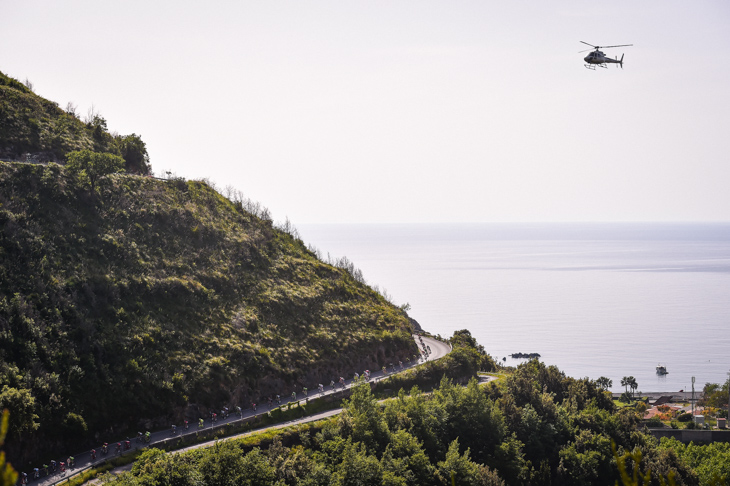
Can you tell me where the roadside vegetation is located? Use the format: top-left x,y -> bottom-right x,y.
94,336 -> 708,486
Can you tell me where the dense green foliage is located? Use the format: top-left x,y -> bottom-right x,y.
65,149 -> 126,192
99,355 -> 703,486
374,329 -> 496,395
0,162 -> 415,463
0,70 -> 150,174
658,439 -> 730,485
700,381 -> 729,417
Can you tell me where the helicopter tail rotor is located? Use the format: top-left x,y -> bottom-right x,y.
620,53 -> 624,69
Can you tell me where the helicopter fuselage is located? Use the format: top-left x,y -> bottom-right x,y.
584,50 -> 620,65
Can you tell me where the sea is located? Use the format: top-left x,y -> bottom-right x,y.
297,223 -> 730,394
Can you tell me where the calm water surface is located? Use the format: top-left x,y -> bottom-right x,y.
299,223 -> 730,393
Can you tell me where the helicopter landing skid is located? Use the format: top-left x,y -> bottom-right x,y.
584,63 -> 607,70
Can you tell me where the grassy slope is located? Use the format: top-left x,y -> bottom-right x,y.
0,70 -> 112,162
0,162 -> 416,463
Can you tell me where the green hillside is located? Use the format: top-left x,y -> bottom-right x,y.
0,70 -> 150,174
0,161 -> 416,464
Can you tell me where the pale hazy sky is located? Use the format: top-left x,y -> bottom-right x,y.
3,1 -> 729,223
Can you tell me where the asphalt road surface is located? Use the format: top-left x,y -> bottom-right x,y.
29,334 -> 449,486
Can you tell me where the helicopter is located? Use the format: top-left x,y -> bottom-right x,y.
580,41 -> 633,70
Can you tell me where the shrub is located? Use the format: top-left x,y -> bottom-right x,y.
676,412 -> 692,423
646,417 -> 663,427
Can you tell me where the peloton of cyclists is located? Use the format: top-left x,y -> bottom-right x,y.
27,352 -> 429,471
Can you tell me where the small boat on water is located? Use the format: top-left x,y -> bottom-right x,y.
656,364 -> 668,375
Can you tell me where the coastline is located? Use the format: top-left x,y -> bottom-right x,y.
611,391 -> 703,401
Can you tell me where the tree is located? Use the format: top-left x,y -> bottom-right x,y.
627,377 -> 638,398
339,383 -> 390,452
65,102 -> 78,118
381,430 -> 434,485
436,439 -> 480,486
700,381 -> 729,411
65,149 -> 125,192
596,377 -> 613,391
0,387 -> 39,442
333,439 -> 384,486
116,133 -> 151,175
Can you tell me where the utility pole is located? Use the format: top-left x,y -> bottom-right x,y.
691,376 -> 695,417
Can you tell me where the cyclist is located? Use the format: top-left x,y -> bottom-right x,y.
146,431 -> 152,442
237,405 -> 242,416
50,460 -> 57,472
276,395 -> 281,404
339,377 -> 345,388
20,472 -> 28,484
212,412 -> 217,423
292,391 -> 296,400
68,456 -> 75,468
354,372 -> 359,381
116,442 -> 122,454
43,464 -> 49,476
137,431 -> 143,442
91,449 -> 96,460
318,383 -> 324,394
171,424 -> 177,435
184,419 -> 189,430
303,387 -> 308,397
198,418 -> 204,429
102,443 -> 108,455
124,440 -> 131,450
60,462 -> 66,474
399,360 -> 403,369
268,396 -> 273,407
251,402 -> 256,411
382,366 -> 387,374
224,407 -> 229,418
33,468 -> 39,479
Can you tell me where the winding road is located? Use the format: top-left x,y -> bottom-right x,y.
29,335 -> 449,486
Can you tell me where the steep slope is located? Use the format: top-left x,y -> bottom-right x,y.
0,70 -> 149,173
0,162 -> 416,463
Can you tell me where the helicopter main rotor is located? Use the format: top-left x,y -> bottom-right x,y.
579,41 -> 633,53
